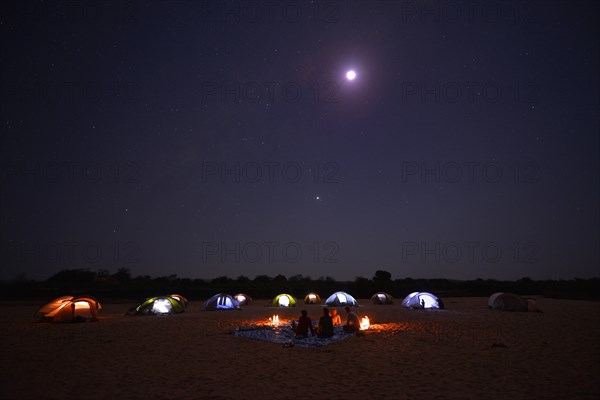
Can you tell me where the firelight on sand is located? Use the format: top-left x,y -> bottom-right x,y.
360,316 -> 370,330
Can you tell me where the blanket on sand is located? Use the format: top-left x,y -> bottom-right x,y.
232,325 -> 353,347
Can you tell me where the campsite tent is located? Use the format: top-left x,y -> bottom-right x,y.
401,292 -> 443,309
127,296 -> 186,315
272,293 -> 296,307
371,292 -> 393,304
526,298 -> 540,312
170,294 -> 188,307
304,293 -> 321,304
234,293 -> 252,306
489,293 -> 538,312
204,293 -> 240,310
36,296 -> 101,322
488,292 -> 504,308
325,291 -> 358,306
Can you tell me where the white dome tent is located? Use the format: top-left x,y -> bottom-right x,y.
489,293 -> 539,312
204,293 -> 240,310
488,292 -> 504,308
401,292 -> 443,309
325,291 -> 358,306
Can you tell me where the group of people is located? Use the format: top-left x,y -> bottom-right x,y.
291,307 -> 360,339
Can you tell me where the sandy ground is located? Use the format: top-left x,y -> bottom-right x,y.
0,297 -> 599,400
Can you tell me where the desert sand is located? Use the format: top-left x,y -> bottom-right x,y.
0,297 -> 598,400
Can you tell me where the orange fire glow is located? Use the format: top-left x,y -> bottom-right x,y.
360,316 -> 370,330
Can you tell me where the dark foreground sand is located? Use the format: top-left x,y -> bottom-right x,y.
1,297 -> 599,400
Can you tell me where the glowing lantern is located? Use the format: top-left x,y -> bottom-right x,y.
279,296 -> 290,307
151,298 -> 172,314
73,301 -> 90,310
360,316 -> 370,330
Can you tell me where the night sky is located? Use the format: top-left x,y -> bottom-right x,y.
1,0 -> 598,281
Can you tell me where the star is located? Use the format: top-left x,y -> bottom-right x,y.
346,70 -> 356,80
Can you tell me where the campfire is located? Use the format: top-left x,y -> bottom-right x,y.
360,316 -> 370,330
269,315 -> 280,326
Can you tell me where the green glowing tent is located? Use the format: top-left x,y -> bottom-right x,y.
271,293 -> 296,307
127,296 -> 185,315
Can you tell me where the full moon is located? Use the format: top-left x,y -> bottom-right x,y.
346,70 -> 357,80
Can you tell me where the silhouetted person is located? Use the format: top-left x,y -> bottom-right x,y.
437,298 -> 445,309
343,306 -> 359,332
318,307 -> 334,338
292,310 -> 314,338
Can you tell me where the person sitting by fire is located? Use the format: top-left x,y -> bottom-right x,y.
343,306 -> 360,332
330,308 -> 342,325
316,307 -> 334,338
291,310 -> 315,338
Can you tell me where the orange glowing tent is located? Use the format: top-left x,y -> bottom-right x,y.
170,293 -> 188,307
36,296 -> 101,323
371,292 -> 394,304
304,293 -> 321,304
234,293 -> 253,306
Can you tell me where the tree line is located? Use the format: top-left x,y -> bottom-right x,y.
1,268 -> 599,300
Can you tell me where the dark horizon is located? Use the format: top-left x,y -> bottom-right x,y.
4,266 -> 600,284
3,267 -> 599,303
1,1 -> 599,282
